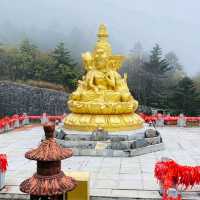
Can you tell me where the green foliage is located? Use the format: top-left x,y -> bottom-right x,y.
194,73 -> 200,93
52,42 -> 75,67
141,44 -> 171,108
170,77 -> 200,116
143,44 -> 171,75
0,40 -> 80,91
49,42 -> 79,90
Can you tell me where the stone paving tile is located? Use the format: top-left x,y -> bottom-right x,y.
91,188 -> 112,197
98,167 -> 120,174
95,179 -> 118,189
111,189 -> 139,198
118,179 -> 144,190
96,173 -> 119,180
119,174 -> 141,180
137,190 -> 161,199
120,167 -> 141,175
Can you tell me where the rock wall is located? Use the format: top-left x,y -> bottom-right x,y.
0,81 -> 69,116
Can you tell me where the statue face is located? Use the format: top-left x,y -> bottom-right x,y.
95,49 -> 108,69
82,52 -> 93,71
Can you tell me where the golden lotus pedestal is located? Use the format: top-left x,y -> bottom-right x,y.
64,113 -> 143,132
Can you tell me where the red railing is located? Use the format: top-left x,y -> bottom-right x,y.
139,113 -> 200,124
0,114 -> 65,133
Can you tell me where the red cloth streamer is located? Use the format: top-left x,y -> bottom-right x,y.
0,154 -> 8,173
155,160 -> 200,200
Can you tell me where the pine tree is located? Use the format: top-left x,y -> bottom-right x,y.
142,44 -> 171,108
17,39 -> 38,80
144,44 -> 171,75
170,77 -> 200,116
50,42 -> 79,90
52,42 -> 75,67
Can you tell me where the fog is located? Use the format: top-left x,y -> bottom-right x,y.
0,0 -> 200,75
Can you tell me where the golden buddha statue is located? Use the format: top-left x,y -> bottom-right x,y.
64,24 -> 144,131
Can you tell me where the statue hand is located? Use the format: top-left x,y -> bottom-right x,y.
94,87 -> 99,92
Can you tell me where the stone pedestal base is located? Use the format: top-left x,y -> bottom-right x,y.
56,127 -> 164,157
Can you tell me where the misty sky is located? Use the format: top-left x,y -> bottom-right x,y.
0,0 -> 200,75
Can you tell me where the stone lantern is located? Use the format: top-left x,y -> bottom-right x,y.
20,123 -> 76,200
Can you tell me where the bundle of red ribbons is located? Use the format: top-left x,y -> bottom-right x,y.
155,160 -> 200,200
0,154 -> 8,173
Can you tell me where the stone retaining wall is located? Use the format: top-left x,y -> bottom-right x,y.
0,81 -> 69,116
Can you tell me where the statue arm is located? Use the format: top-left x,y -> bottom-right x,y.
88,72 -> 98,92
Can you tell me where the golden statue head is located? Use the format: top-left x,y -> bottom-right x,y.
82,24 -> 125,72
82,52 -> 94,71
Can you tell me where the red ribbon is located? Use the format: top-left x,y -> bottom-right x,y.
155,160 -> 200,200
0,154 -> 8,173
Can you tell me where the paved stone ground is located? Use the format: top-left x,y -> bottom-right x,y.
0,125 -> 200,199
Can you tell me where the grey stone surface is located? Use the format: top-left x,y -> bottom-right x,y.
57,140 -> 97,149
135,138 -> 147,148
145,136 -> 161,145
91,128 -> 109,141
55,128 -> 65,140
130,143 -> 164,157
64,128 -> 146,141
111,141 -> 130,150
0,81 -> 69,116
0,172 -> 5,189
145,129 -> 157,138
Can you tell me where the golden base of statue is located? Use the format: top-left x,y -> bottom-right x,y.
64,113 -> 143,132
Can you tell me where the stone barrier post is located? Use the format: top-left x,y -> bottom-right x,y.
40,113 -> 49,124
22,113 -> 29,126
177,114 -> 186,127
156,114 -> 164,127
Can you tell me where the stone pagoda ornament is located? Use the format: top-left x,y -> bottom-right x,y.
20,123 -> 76,200
64,24 -> 144,131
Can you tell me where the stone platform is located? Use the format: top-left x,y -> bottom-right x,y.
56,127 -> 164,157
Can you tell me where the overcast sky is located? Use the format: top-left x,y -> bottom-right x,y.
0,0 -> 200,75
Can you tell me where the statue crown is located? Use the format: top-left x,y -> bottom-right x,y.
97,24 -> 109,38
